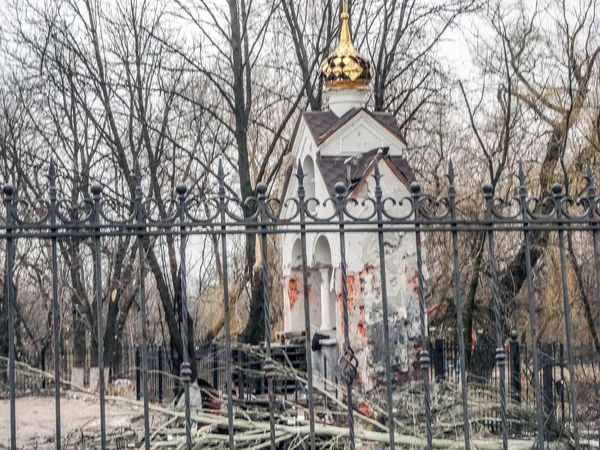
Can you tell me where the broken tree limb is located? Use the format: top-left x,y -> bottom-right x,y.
2,355 -> 593,450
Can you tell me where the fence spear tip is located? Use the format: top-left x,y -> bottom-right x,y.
135,160 -> 142,181
373,158 -> 381,179
585,161 -> 594,184
218,158 -> 224,179
516,160 -> 524,180
447,159 -> 455,184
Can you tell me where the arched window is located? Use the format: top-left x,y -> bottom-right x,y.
313,235 -> 336,331
290,238 -> 303,270
303,155 -> 316,214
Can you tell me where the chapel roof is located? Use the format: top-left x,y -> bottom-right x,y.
303,108 -> 407,146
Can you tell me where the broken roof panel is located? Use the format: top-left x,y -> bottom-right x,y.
316,147 -> 415,197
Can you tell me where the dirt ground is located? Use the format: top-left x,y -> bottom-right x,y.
0,396 -> 140,449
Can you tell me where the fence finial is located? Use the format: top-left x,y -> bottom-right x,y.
517,161 -> 526,186
410,182 -> 421,196
257,182 -> 268,196
296,159 -> 304,181
447,159 -> 455,185
217,159 -> 225,197
482,183 -> 494,198
91,184 -> 102,199
135,160 -> 142,183
372,158 -> 382,183
176,185 -> 187,204
586,163 -> 596,219
49,159 -> 56,188
585,161 -> 594,188
3,184 -> 14,198
218,158 -> 224,179
552,183 -> 563,197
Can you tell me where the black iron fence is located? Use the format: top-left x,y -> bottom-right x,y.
2,158 -> 600,450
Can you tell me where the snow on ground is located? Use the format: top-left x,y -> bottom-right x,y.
0,395 -> 140,448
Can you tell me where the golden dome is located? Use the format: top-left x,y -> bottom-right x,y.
321,0 -> 374,90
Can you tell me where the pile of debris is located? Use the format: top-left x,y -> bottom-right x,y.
2,353 -> 590,449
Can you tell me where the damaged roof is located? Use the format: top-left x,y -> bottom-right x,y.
317,147 -> 415,196
303,108 -> 407,145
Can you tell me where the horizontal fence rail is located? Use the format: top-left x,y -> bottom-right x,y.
1,158 -> 600,450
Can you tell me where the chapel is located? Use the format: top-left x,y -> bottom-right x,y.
280,0 -> 423,391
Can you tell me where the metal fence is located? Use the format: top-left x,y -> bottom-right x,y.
2,158 -> 600,450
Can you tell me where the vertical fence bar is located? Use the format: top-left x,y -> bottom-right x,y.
257,183 -> 276,450
586,164 -> 600,331
136,346 -> 141,401
447,162 -> 471,450
553,183 -> 580,448
335,182 -> 357,450
158,345 -> 164,403
237,347 -> 244,401
49,162 -> 62,450
4,184 -> 17,450
410,181 -> 432,450
218,160 -> 235,449
296,161 -> 316,450
176,184 -> 192,450
135,165 -> 151,449
41,344 -> 46,389
541,344 -> 554,417
509,331 -> 521,405
518,164 -> 545,449
434,339 -> 444,381
482,184 -> 508,450
213,343 -> 219,390
373,161 -> 397,450
91,184 -> 107,449
560,343 -> 565,423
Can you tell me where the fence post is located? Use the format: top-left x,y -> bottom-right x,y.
509,331 -> 521,404
559,343 -> 565,423
158,346 -> 164,403
541,343 -> 555,419
434,339 -> 445,381
135,345 -> 141,401
41,344 -> 47,390
5,184 -> 17,450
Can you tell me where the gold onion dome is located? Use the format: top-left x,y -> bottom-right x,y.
321,0 -> 374,89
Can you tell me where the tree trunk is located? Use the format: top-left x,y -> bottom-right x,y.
239,266 -> 265,345
72,304 -> 87,368
103,243 -> 136,370
465,233 -> 485,365
498,127 -> 563,335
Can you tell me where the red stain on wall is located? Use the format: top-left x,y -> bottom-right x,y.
358,265 -> 375,294
287,278 -> 300,310
407,269 -> 419,297
357,306 -> 366,339
336,274 -> 355,310
347,275 -> 355,297
357,322 -> 366,338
